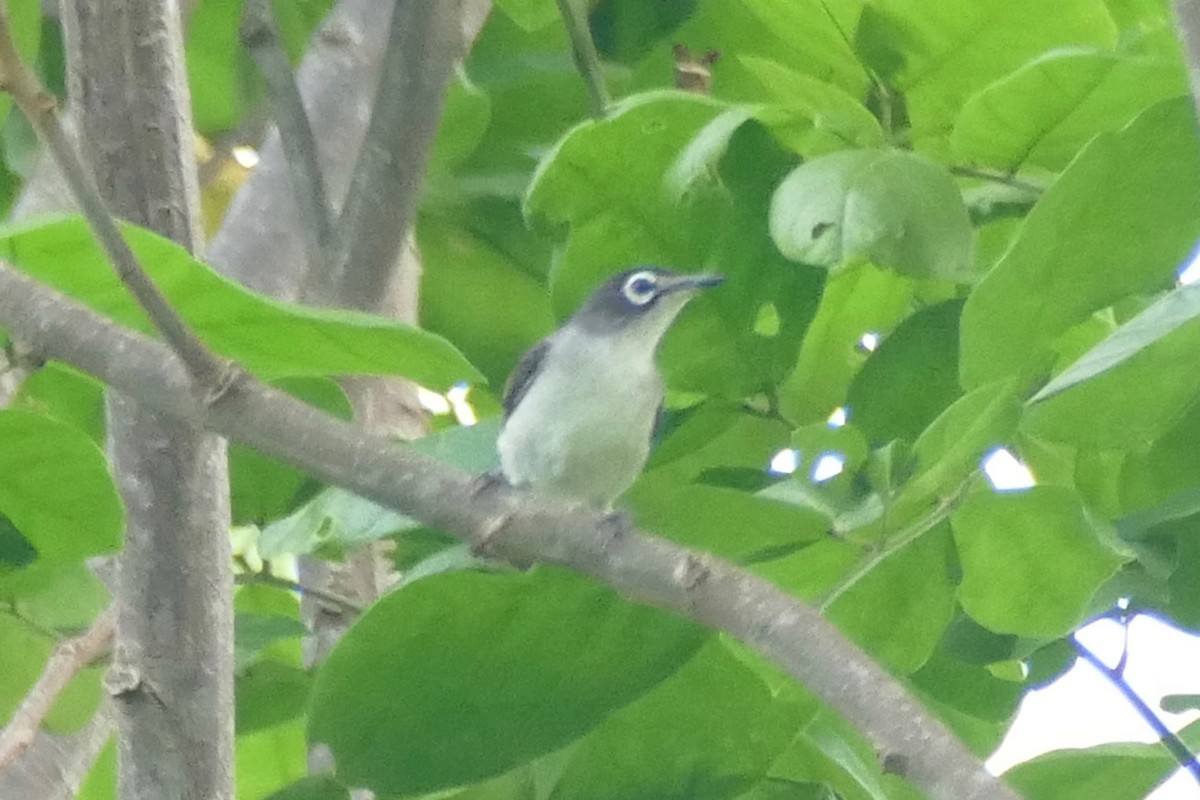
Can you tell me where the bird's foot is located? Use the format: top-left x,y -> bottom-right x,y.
600,508 -> 636,546
470,469 -> 510,498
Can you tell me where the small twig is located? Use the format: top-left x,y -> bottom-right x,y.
555,0 -> 610,118
0,606 -> 115,770
950,165 -> 1044,194
0,1 -> 228,386
1074,636 -> 1200,786
818,479 -> 973,612
234,570 -> 363,616
239,0 -> 334,278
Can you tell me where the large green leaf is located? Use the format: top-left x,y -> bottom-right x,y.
1022,307 -> 1200,448
548,639 -> 807,800
846,299 -> 962,445
858,0 -> 1117,148
0,409 -> 122,567
951,486 -> 1126,637
769,149 -> 973,281
309,568 -> 708,795
756,523 -> 955,674
738,56 -> 884,156
960,98 -> 1200,389
952,50 -> 1186,172
0,216 -> 482,389
493,0 -> 558,30
186,0 -> 251,133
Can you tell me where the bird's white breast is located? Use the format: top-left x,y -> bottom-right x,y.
497,327 -> 663,507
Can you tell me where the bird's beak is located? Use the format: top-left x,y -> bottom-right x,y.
661,272 -> 725,294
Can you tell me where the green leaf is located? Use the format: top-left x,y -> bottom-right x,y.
237,718 -> 308,800
494,0 -> 558,30
952,50 -> 1187,172
1004,741 -> 1179,800
0,0 -> 43,132
309,568 -> 708,795
548,640 -> 807,800
627,479 -> 829,562
0,409 -> 122,566
231,377 -> 349,525
428,70 -> 494,176
894,379 -> 1021,520
265,776 -> 350,800
769,149 -> 973,280
960,97 -> 1200,389
846,300 -> 962,445
768,709 -> 893,800
0,216 -> 483,389
859,0 -> 1117,147
186,0 -> 252,133
1031,283 -> 1200,403
11,363 -> 106,444
778,263 -> 913,424
235,613 -> 308,672
739,56 -> 884,155
952,487 -> 1126,637
1022,311 -> 1200,448
237,660 -> 311,734
757,523 -> 955,674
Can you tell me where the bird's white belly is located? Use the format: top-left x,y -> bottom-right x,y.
498,343 -> 661,507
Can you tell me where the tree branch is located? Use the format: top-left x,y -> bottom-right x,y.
325,0 -> 460,309
556,0 -> 609,118
239,0 -> 334,275
1172,0 -> 1200,118
1073,636 -> 1200,786
0,606 -> 115,770
0,265 -> 1019,800
0,1 -> 226,386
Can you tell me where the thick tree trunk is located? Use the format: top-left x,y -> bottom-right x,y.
60,2 -> 234,799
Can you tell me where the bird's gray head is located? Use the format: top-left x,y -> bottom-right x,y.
570,267 -> 724,340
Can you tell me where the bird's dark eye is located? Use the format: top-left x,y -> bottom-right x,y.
622,272 -> 659,306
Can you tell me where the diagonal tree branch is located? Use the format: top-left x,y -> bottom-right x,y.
1074,636 -> 1200,787
0,2 -> 227,387
0,263 -> 1019,800
239,0 -> 334,276
0,606 -> 115,770
325,0 -> 461,309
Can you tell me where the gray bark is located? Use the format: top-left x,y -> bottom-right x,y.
61,3 -> 234,800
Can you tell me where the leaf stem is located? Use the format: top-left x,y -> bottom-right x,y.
950,165 -> 1044,194
818,480 -> 971,612
555,0 -> 610,119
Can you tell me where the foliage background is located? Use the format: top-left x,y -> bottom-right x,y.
3,0 -> 1200,798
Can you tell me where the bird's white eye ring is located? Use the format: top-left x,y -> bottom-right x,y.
622,271 -> 659,306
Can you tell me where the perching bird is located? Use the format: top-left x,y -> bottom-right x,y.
497,267 -> 723,509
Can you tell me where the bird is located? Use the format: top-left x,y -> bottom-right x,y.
497,267 -> 724,509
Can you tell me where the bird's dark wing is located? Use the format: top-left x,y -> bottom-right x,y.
502,338 -> 552,419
